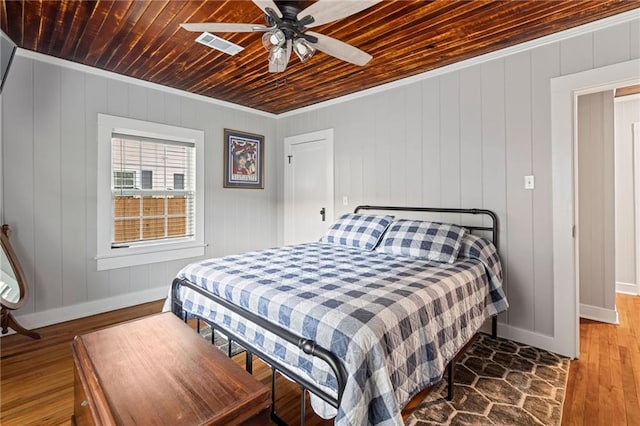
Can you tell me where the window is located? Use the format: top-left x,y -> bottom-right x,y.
97,114 -> 205,271
114,171 -> 136,189
173,173 -> 184,190
141,170 -> 153,190
111,136 -> 194,245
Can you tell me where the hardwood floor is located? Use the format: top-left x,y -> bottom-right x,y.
0,301 -> 163,426
1,294 -> 638,425
562,294 -> 640,425
0,301 -> 330,426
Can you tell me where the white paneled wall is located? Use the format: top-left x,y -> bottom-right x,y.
277,21 -> 640,338
577,91 -> 616,315
615,95 -> 640,293
530,44 -> 557,334
2,55 -> 278,320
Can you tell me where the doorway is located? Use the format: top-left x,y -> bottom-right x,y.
550,58 -> 640,358
576,90 -> 617,324
635,122 -> 640,294
283,129 -> 334,245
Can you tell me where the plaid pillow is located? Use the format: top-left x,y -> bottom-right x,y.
320,213 -> 394,251
377,220 -> 468,263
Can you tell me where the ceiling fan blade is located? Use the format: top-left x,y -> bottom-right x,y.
252,0 -> 282,18
307,31 -> 372,66
269,39 -> 292,73
180,23 -> 268,33
298,0 -> 382,28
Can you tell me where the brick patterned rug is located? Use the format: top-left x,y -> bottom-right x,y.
406,334 -> 569,426
201,324 -> 569,426
199,325 -> 245,357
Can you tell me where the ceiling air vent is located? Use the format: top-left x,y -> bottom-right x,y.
195,32 -> 244,56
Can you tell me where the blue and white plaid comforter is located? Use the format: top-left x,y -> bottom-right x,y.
170,236 -> 508,426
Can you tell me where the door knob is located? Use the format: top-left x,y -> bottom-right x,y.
320,208 -> 326,221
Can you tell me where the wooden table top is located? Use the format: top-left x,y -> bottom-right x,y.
72,312 -> 270,425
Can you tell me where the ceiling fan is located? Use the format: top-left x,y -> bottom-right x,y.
181,0 -> 381,73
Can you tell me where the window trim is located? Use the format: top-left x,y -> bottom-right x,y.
96,113 -> 205,271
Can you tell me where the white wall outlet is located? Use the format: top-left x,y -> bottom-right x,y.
342,196 -> 349,206
524,175 -> 535,190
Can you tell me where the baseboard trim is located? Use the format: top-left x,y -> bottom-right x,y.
616,281 -> 639,295
3,286 -> 168,336
579,303 -> 619,324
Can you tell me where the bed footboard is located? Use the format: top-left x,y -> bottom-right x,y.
171,277 -> 348,419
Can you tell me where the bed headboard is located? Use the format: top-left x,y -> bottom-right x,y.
353,205 -> 499,249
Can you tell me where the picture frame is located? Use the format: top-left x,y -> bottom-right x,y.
223,129 -> 265,189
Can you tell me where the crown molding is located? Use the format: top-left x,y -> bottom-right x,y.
278,8 -> 640,118
14,7 -> 639,119
15,49 -> 278,119
614,92 -> 640,102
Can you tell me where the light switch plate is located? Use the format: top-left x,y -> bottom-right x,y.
342,196 -> 349,206
524,175 -> 535,190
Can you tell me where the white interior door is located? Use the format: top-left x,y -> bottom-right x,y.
284,129 -> 334,245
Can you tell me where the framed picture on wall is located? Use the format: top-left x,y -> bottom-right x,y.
223,129 -> 265,189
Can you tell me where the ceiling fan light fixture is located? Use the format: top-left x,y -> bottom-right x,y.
262,29 -> 285,51
293,38 -> 315,62
183,0 -> 380,73
268,46 -> 285,64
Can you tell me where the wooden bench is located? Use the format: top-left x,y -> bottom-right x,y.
71,312 -> 270,425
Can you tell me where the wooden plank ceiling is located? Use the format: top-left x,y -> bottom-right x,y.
1,1 -> 639,114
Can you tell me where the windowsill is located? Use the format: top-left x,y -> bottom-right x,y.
96,242 -> 206,271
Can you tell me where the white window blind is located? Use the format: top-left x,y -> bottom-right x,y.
111,134 -> 195,247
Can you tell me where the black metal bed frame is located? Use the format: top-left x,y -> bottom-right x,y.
171,205 -> 500,425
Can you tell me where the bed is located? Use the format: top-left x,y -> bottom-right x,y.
168,206 -> 509,425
